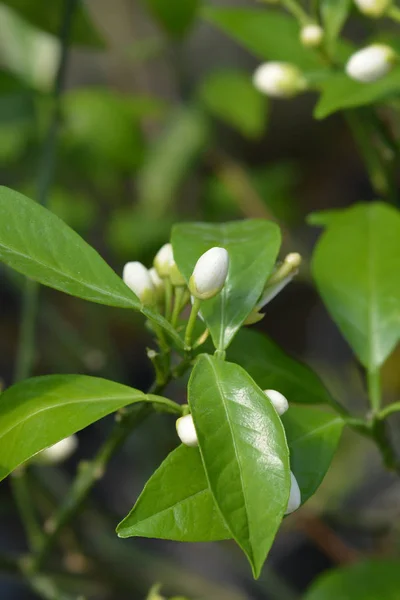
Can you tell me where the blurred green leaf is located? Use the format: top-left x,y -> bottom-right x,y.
227,329 -> 334,405
307,208 -> 345,227
117,444 -> 229,541
172,220 -> 281,350
320,0 -> 351,52
0,375 -> 169,481
282,406 -> 343,504
1,0 -> 105,47
312,202 -> 400,369
143,0 -> 199,38
189,355 -> 290,578
304,560 -> 400,600
315,68 -> 400,119
138,107 -> 209,217
47,188 -> 96,233
202,7 -> 320,70
0,187 -> 184,347
0,68 -> 35,123
199,69 -> 267,139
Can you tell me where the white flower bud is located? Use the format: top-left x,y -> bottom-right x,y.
354,0 -> 392,18
285,471 -> 301,515
170,262 -> 186,287
38,435 -> 78,465
346,44 -> 397,82
189,247 -> 229,300
176,414 -> 198,447
123,261 -> 155,305
300,24 -> 324,48
154,243 -> 174,278
264,389 -> 289,416
253,62 -> 307,98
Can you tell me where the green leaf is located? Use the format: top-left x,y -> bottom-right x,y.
199,69 -> 268,139
0,375 -> 174,481
1,0 -> 104,48
227,329 -> 333,405
282,406 -> 343,504
138,107 -> 209,218
117,444 -> 229,541
188,355 -> 290,578
0,187 -> 184,348
202,7 -> 320,70
320,0 -> 351,52
0,68 -> 35,124
314,68 -> 400,119
172,220 -> 281,350
312,203 -> 400,370
304,560 -> 400,600
143,0 -> 199,38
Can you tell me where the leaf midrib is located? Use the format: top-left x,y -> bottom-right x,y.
287,417 -> 343,448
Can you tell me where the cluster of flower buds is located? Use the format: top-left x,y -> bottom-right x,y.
354,0 -> 392,18
176,389 -> 301,515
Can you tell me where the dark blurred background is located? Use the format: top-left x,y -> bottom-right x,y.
1,0 -> 400,598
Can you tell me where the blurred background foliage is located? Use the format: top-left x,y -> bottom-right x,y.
1,0 -> 400,599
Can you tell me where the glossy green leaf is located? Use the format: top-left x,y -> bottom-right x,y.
320,0 -> 351,52
282,406 -> 343,504
0,375 -> 177,481
138,107 -> 209,218
202,7 -> 320,70
312,203 -> 400,369
228,329 -> 333,405
199,69 -> 267,139
304,560 -> 400,600
1,0 -> 104,48
189,355 -> 290,578
314,68 -> 400,119
117,444 -> 229,541
172,220 -> 281,350
0,187 -> 184,348
143,0 -> 199,38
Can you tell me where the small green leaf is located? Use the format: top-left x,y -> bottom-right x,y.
199,69 -> 268,139
312,202 -> 400,370
304,560 -> 400,600
0,375 -> 170,481
320,0 -> 351,52
143,0 -> 199,38
227,329 -> 333,405
282,406 -> 343,504
202,7 -> 320,70
172,220 -> 281,350
117,444 -> 229,541
0,187 -> 184,348
314,68 -> 400,119
1,0 -> 105,48
189,355 -> 290,578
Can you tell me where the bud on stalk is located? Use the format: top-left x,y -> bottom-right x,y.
253,62 -> 307,98
123,261 -> 155,305
154,243 -> 174,278
176,414 -> 198,447
346,44 -> 397,82
285,471 -> 301,515
189,247 -> 229,300
300,24 -> 324,48
354,0 -> 392,18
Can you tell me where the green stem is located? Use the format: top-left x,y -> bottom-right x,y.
367,368 -> 381,413
14,0 -> 77,382
164,278 -> 173,321
171,286 -> 185,329
281,0 -> 310,24
184,297 -> 201,350
11,470 -> 43,553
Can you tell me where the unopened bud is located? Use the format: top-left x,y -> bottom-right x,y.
154,243 -> 174,277
123,261 -> 155,305
285,471 -> 301,515
176,414 -> 198,447
253,62 -> 307,98
170,262 -> 186,287
149,267 -> 164,301
264,389 -> 289,416
300,24 -> 324,48
354,0 -> 392,18
346,44 -> 397,82
37,435 -> 78,465
189,247 -> 229,300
